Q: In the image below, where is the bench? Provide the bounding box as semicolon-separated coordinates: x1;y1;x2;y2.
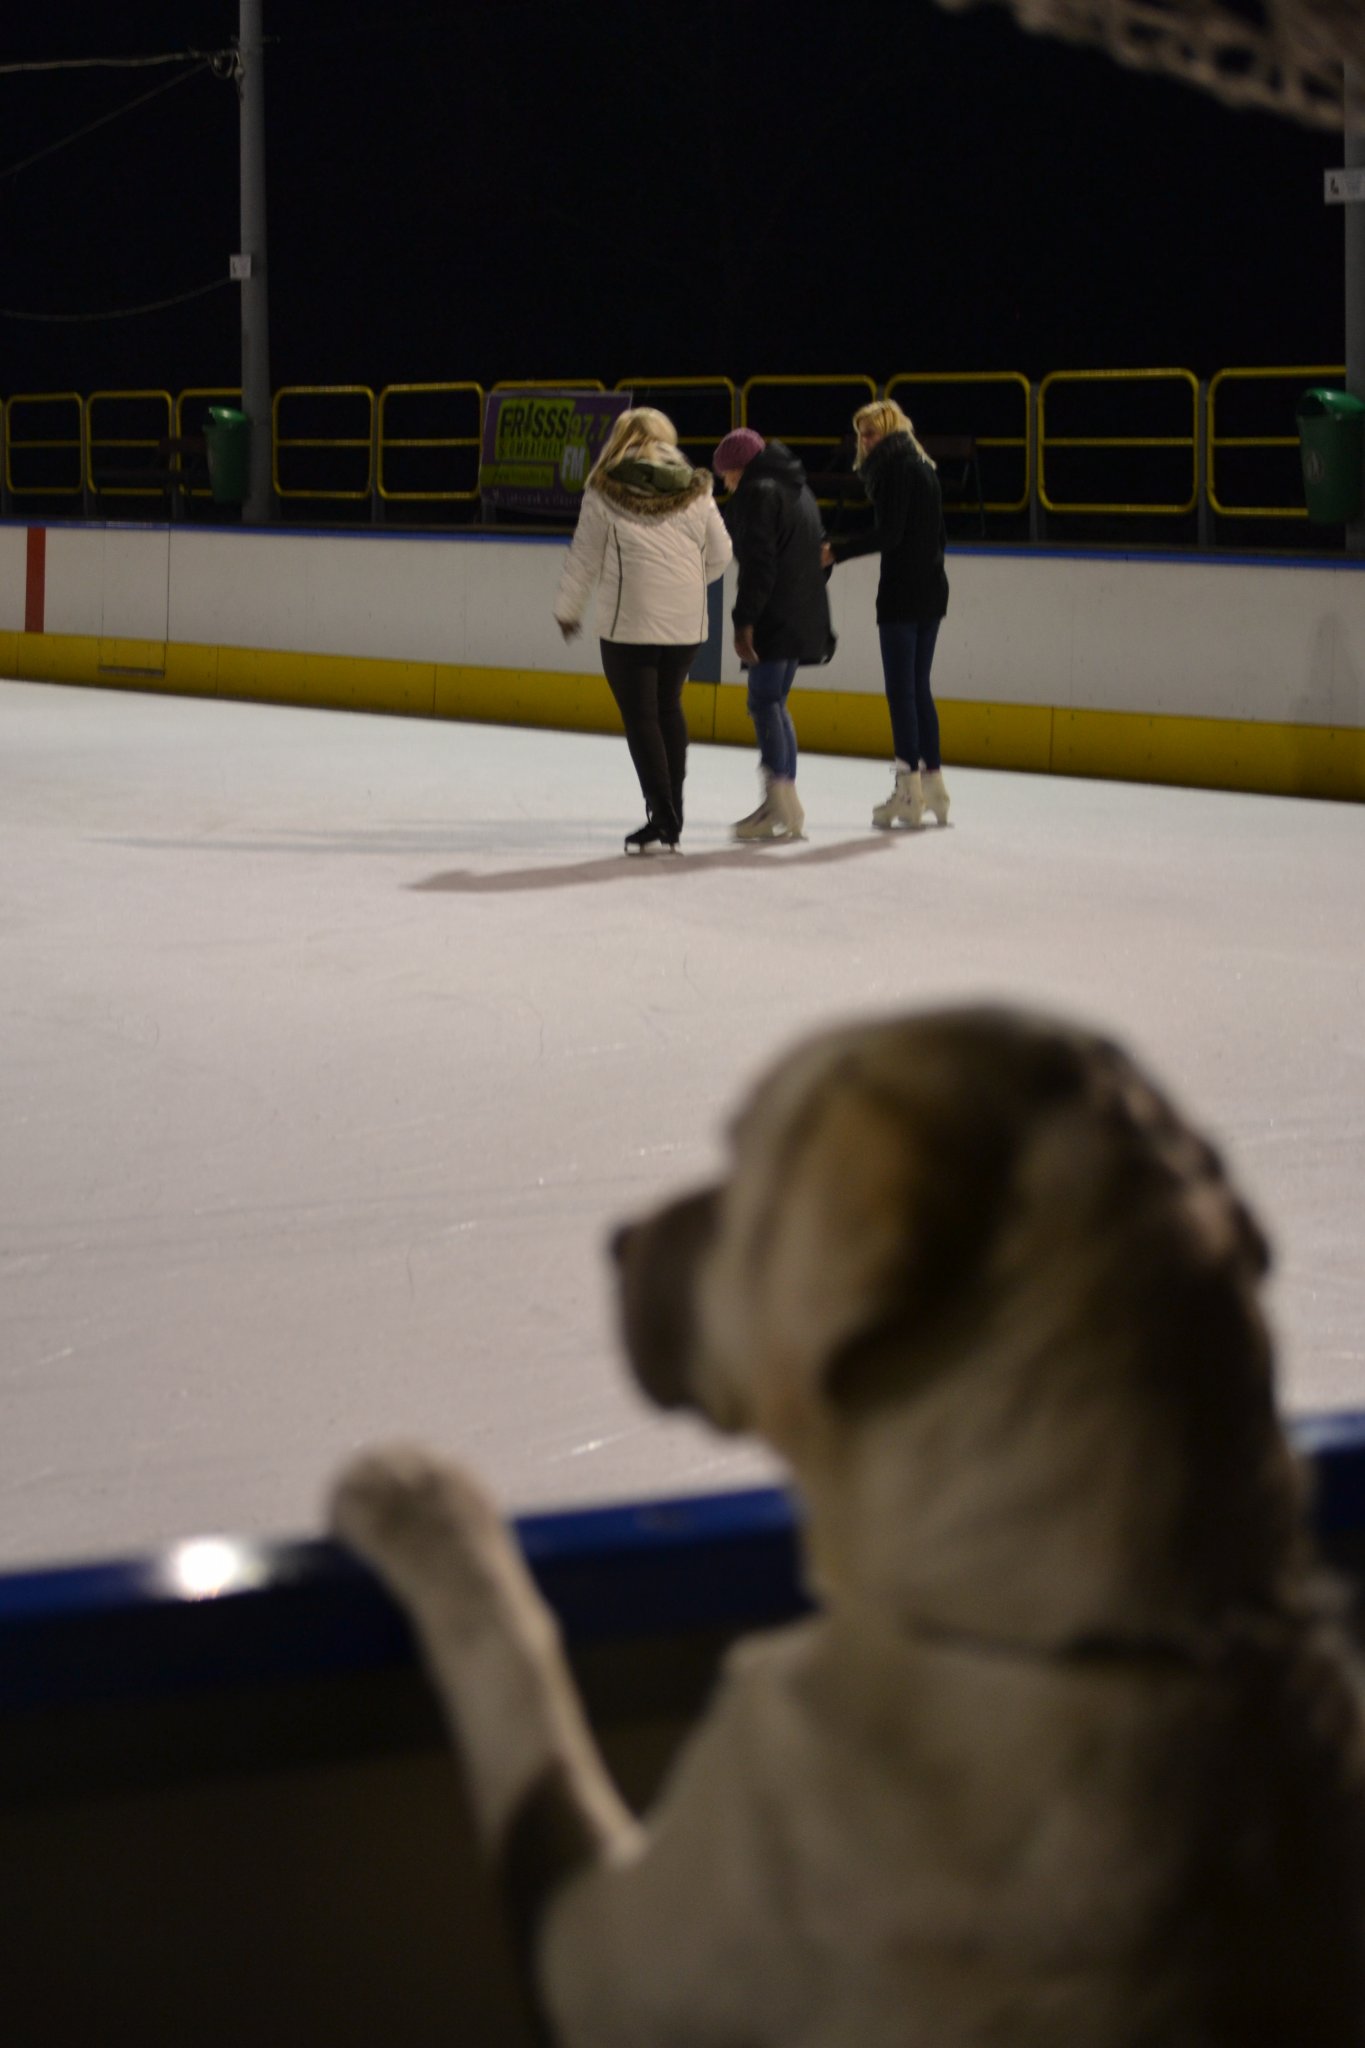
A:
921;433;986;537
806;433;986;539
91;433;210;507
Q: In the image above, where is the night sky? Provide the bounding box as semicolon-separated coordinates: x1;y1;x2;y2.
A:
0;0;1349;402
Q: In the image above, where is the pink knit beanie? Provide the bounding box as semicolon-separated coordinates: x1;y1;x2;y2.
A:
712;428;766;473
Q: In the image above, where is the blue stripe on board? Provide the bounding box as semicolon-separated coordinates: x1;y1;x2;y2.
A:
0;1486;807;1713
2;1418;1363;1715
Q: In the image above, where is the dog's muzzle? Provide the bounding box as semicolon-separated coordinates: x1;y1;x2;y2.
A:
610;1189;718;1412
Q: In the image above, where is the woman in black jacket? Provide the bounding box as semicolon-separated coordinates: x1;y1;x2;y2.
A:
714;428;834;842
825;399;951;830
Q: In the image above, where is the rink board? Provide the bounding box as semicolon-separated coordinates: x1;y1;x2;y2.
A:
4;1416;1365;2047
2;518;1364;800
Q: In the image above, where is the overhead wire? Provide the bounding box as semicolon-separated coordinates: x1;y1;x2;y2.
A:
0;59;213;185
0;50;227;76
0;278;235;324
0;49;238;325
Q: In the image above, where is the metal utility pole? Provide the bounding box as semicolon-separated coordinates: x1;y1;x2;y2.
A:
238;0;273;523
1346;67;1365;552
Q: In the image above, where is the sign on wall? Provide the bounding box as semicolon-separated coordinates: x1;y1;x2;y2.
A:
479;390;632;515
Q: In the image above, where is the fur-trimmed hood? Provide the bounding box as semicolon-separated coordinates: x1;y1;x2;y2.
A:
556;444;733;644
591;450;714;521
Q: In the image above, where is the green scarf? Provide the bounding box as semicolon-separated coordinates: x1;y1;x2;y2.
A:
609;456;696;496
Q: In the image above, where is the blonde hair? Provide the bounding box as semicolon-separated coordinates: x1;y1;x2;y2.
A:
852;398;935;471
590;406;686;482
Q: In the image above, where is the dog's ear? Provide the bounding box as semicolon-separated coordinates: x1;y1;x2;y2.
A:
734;1080;932;1437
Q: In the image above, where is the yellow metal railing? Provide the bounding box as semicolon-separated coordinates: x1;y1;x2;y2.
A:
5;392;84;498
0;368;1347;531
377;382;484;503
272;385;375;500
85;389;173;498
740;374;878;509
1039;368;1200;515
1207;364;1343;518
885;371;1032;514
175;388;241;436
740;374;878;454
613;376;737;466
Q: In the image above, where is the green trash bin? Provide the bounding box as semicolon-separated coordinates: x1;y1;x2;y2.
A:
1296;388;1365;524
203;406;250;506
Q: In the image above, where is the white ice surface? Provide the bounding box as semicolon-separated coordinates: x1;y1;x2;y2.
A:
2;678;1364;1571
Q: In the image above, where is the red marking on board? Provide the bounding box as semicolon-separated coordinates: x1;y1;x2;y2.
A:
24;527;46;633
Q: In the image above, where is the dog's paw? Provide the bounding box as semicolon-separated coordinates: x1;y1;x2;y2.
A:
330;1444;505;1585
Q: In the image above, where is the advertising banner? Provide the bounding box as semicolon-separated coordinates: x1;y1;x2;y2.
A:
479;390;632;516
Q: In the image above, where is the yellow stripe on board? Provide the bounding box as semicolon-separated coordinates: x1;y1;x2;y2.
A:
98;639;167;677
15;632;99;687
9;633;1364;802
436;662;617;736
1051;706;1365;802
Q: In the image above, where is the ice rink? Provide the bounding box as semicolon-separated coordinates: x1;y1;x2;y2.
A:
3;676;1363;1571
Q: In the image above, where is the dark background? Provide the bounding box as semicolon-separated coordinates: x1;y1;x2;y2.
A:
0;0;1348;398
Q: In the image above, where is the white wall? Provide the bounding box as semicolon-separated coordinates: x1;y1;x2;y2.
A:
5;519;1365;733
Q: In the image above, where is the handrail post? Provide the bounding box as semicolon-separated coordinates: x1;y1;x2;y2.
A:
1029;383;1044;542
81;399;94;520
167;390;185;524
371;396;383;526
0;405;9;521
1196;380;1211;550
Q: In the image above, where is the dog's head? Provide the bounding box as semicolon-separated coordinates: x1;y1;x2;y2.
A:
612;1007;1302;1624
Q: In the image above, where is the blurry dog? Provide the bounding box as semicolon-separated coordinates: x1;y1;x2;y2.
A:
332;1006;1365;2047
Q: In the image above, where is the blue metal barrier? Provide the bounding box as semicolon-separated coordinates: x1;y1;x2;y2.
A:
4;1419;1365;1716
0;1484;806;1720
3;1422;1364;2048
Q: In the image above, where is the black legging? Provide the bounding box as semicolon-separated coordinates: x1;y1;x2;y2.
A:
599;639;699;838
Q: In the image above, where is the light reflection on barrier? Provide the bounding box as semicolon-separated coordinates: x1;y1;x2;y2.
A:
162;1536;270;1601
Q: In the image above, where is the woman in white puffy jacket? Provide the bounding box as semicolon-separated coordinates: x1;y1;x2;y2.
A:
555;407;732;852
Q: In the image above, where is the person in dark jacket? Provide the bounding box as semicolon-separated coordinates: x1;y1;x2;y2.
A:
824;400;951;830
713;427;834;842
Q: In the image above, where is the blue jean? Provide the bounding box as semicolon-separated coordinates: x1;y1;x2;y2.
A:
878;619;942;771
747;657;799;780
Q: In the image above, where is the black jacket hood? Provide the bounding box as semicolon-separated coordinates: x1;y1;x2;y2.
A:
738;440;808;496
